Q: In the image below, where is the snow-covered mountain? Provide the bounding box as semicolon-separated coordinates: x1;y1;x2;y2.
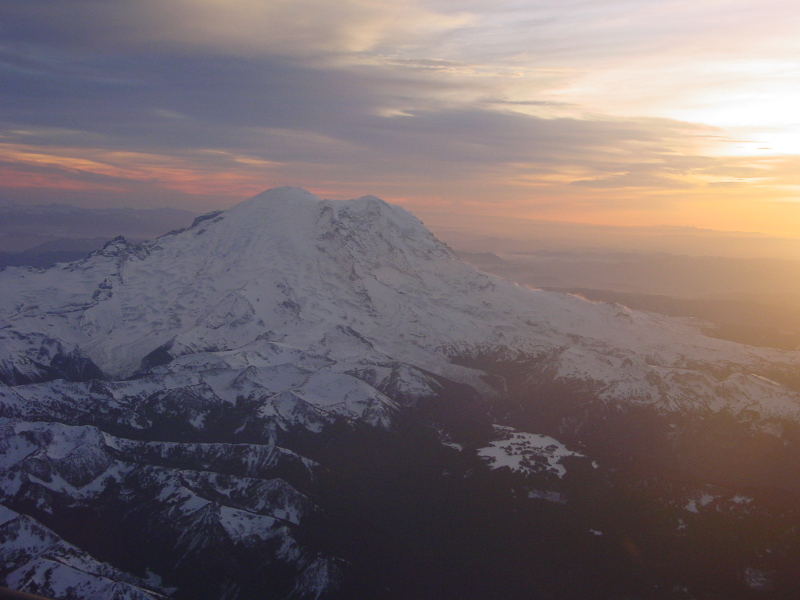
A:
3;187;800;599
4;187;799;417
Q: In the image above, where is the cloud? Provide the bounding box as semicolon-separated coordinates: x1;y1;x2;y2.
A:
2;42;681;168
571;173;696;190
1;0;799;234
0;0;472;59
0;28;790;214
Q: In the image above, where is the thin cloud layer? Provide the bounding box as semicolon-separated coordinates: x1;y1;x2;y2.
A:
1;0;799;234
1;0;469;57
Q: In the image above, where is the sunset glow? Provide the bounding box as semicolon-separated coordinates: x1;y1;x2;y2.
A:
2;0;800;236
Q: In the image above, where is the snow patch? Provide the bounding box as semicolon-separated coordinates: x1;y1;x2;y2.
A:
478;426;583;478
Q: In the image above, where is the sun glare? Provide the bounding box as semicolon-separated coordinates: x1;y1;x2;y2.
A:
668;61;800;155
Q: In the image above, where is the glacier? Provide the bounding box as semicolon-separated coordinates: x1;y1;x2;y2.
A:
2;187;800;599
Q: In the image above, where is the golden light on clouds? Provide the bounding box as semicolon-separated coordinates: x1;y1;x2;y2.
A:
0;142;280;199
2;0;800;237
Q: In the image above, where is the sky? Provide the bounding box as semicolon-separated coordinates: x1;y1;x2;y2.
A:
2;0;800;236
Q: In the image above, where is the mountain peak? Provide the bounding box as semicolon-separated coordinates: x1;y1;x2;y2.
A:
0;187;466;377
227;188;413;228
220;187;321;233
6;184;789;413
236;186;320;209
199;188;439;266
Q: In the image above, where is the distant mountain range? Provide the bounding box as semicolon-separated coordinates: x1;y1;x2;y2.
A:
458;250;800;350
2;188;800;599
0;202;196;254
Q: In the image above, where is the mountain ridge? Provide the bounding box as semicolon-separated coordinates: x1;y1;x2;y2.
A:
3;187;800;420
3;187;800;599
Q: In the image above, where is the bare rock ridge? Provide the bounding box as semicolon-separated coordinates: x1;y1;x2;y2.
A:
2;187;800;599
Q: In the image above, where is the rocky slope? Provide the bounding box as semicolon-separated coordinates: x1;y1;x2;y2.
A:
2;187;800;599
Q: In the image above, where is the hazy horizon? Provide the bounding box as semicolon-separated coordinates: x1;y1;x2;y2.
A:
7;189;800;261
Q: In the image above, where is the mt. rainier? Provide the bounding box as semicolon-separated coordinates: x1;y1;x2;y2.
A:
2;187;800;599
4;186;798;416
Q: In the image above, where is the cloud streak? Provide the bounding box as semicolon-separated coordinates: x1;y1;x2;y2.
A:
1;0;799;234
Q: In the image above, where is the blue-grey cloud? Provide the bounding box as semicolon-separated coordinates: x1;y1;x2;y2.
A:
0;42;699;162
1;0;796;219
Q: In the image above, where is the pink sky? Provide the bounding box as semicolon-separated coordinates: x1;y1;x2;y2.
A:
2;0;800;236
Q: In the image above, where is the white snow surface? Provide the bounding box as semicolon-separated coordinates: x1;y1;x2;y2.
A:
669;486;758;517
3;186;800;420
4;186;800;599
0;505;170;599
478;425;583;478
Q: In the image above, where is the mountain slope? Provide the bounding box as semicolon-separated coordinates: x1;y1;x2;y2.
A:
3;187;800;599
3;187;799;419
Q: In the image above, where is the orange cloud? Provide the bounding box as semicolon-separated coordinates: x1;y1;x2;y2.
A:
0;143;281;201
